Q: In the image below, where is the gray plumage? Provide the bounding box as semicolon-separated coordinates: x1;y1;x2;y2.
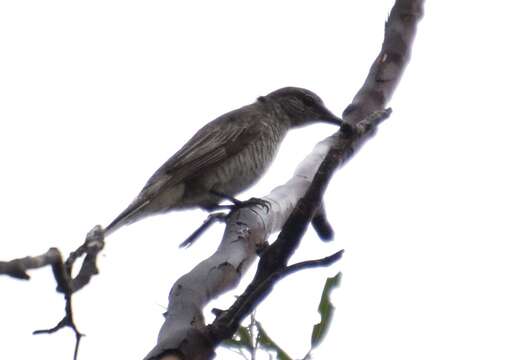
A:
104;87;342;235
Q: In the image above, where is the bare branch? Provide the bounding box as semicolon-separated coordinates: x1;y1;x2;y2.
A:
215;250;344;338
311;202;334;241
0;247;62;280
66;225;105;292
282;250;344;277
343;0;424;124
0;225;105;360
33;291;84;360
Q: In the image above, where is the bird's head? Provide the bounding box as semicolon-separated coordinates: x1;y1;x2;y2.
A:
263;87;342;128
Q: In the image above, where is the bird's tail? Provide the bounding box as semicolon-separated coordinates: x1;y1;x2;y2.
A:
104;198;151;236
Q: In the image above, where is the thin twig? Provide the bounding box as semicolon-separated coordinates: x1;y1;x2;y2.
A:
0;225;105;360
0;247;62;280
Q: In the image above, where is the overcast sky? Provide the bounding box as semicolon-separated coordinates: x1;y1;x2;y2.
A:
1;1;518;359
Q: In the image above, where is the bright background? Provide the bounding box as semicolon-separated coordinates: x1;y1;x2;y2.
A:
1;1;518;359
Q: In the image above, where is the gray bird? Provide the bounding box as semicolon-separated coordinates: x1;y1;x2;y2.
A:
104;87;342;235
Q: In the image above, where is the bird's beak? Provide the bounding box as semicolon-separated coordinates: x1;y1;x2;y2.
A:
319;108;343;126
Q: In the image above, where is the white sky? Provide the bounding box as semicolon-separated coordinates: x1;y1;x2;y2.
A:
1;1;518;359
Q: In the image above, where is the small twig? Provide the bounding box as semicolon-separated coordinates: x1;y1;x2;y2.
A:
210;250;343;341
249;311;258;360
33;290;84;360
67;225;105;292
311;202;334;241
0;247;62;280
282;250;344;276
342;0;423;124
0;225;105;360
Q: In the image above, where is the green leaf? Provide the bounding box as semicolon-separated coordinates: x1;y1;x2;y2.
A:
237;325;254;350
310;272;342;349
256;320;293;360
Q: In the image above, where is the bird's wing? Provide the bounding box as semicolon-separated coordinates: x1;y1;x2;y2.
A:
143;106;265;192
104;106;265;234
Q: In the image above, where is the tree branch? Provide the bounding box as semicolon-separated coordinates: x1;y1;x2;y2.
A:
311;202;334;241
343;0;424;124
209;109;391;345
143;1;424;359
0;247;63;280
0;225;105;360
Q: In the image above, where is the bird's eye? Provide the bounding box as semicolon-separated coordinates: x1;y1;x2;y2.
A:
302;94;316;106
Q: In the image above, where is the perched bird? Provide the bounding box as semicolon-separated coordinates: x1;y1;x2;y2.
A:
104;87;342;235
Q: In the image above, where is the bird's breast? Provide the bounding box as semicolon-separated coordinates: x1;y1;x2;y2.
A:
208;123;287;196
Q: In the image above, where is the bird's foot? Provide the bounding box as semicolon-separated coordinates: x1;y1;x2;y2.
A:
179;212;227;248
235;197;271;213
210;190;271;213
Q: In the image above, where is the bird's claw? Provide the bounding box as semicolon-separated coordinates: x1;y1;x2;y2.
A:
179;212;227;248
244;197;271;213
209;190;271;213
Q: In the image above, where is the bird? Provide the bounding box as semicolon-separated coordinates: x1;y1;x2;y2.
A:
103;87;342;236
